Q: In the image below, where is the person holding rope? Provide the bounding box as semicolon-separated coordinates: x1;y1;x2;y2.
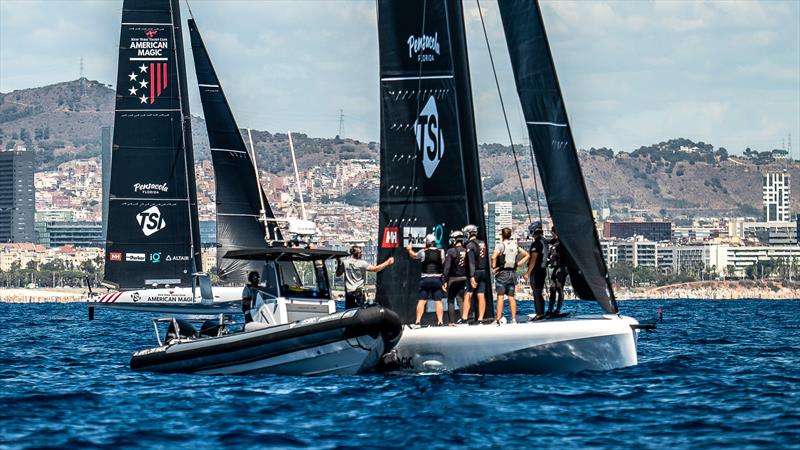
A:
336;244;394;309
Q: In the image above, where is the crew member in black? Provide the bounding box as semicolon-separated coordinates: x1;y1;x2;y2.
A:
443;230;468;325
461;224;489;322
523;222;547;320
547;227;569;317
405;234;445;326
241;271;260;323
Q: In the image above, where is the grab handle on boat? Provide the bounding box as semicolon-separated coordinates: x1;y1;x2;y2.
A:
631;323;656;331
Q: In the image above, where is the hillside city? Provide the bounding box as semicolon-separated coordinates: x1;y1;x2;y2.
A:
1;80;799;297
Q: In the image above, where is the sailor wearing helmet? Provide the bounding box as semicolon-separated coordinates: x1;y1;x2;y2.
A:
405;233;446;326
442;230;468;324
459;224;489;323
523;221;547;320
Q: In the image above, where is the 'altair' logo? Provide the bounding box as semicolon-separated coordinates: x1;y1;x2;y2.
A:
414;96;444;178
407;32;440;62
137;206;166;236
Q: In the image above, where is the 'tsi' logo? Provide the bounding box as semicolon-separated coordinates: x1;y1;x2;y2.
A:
382;227;399;248
137;206;166;236
414;96;444;178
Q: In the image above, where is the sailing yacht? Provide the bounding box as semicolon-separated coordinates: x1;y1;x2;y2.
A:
375;0;648;373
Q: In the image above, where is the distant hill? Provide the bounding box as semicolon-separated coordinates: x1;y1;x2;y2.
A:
2;79;797;217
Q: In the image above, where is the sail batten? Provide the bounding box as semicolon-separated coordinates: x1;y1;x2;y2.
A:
188;18;282;283
499;0;618;314
103;0;199;289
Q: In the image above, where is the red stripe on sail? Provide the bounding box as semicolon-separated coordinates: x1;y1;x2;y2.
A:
156;63;161;97
150;63;155;104
163;63;167;89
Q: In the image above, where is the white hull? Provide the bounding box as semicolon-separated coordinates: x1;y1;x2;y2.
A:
388;315;639;373
88;287;242;314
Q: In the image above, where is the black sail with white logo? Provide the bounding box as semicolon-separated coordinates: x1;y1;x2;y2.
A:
103;0;201;289
376;0;491;323
188;19;282;283
498;0;617;314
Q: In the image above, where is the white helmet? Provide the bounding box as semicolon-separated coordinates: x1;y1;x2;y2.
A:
425;233;437;247
462;224;478;237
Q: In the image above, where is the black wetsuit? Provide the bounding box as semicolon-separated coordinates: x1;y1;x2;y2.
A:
466;239;488;293
547;237;569;314
418;248;444;301
443;245;468;323
528;237;547;316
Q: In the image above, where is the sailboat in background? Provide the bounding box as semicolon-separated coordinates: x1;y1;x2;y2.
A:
89;0;240;315
376;0;647;373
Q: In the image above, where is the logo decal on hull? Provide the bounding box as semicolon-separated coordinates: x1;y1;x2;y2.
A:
403;227;427;248
414;96;444;178
382;227;400;248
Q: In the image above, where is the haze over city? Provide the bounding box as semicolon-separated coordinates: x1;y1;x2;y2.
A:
1;0;798;153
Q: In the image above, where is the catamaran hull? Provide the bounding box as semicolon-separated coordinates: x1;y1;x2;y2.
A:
130;307;402;375
385;315;639;374
88;287;242;314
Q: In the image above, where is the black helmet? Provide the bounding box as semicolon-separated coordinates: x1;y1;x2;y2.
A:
448;230;465;246
528;221;543;236
247;271;260;284
462;224;478;237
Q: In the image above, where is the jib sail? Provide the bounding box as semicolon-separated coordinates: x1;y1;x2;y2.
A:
376;0;491;323
188;18;282;283
103;0;201;289
498;0;618;313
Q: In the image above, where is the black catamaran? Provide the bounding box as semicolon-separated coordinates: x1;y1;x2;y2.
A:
376;0;492;324
104;0;200;289
378;0;644;374
188;18;284;284
91;0;242;315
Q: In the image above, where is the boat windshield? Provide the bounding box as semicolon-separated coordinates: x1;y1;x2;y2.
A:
277;260;330;300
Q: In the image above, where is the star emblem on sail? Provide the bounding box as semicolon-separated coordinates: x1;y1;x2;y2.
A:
128;63;168;104
414;95;444;178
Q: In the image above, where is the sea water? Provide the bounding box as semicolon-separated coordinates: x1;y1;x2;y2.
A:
1;299;798;449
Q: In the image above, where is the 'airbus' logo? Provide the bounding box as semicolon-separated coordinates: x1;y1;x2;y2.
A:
137;206;166;236
414;96;444;178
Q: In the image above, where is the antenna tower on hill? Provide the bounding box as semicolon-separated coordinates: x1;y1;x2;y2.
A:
338;109;345;138
79;56;86;97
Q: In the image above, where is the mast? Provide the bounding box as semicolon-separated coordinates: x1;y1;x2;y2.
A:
188;18;283;283
375;0;488;323
498;0;618;313
103;0;199;289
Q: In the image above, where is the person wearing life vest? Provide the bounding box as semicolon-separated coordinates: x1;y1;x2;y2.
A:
491;227;529;324
442;230;468;325
547;227;569;317
336;244;395;309
523;221;547;320
241;271;261;324
405;234;446;326
460;224;489;323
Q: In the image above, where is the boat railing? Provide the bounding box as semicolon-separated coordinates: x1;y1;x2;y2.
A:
151;313;235;346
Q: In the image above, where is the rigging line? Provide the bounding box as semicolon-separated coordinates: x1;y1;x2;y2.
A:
528;142;543;223
183;0;195;20
476;0;531;223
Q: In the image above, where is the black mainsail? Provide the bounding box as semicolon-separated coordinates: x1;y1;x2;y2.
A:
498;0;618;314
104;0;201;289
376;0;490;323
188;18;282;283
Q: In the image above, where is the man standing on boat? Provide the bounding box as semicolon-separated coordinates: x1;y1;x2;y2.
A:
336;245;394;309
460;224;489;322
443;230;468;324
492;227;529;324
524;222;547;320
547;227;569;317
242;271;261;323
406;234;446;326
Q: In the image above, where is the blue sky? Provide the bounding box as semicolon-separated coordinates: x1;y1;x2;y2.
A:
1;0;798;154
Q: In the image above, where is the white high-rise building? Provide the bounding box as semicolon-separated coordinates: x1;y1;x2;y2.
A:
763;171;791;222
485;201;512;254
